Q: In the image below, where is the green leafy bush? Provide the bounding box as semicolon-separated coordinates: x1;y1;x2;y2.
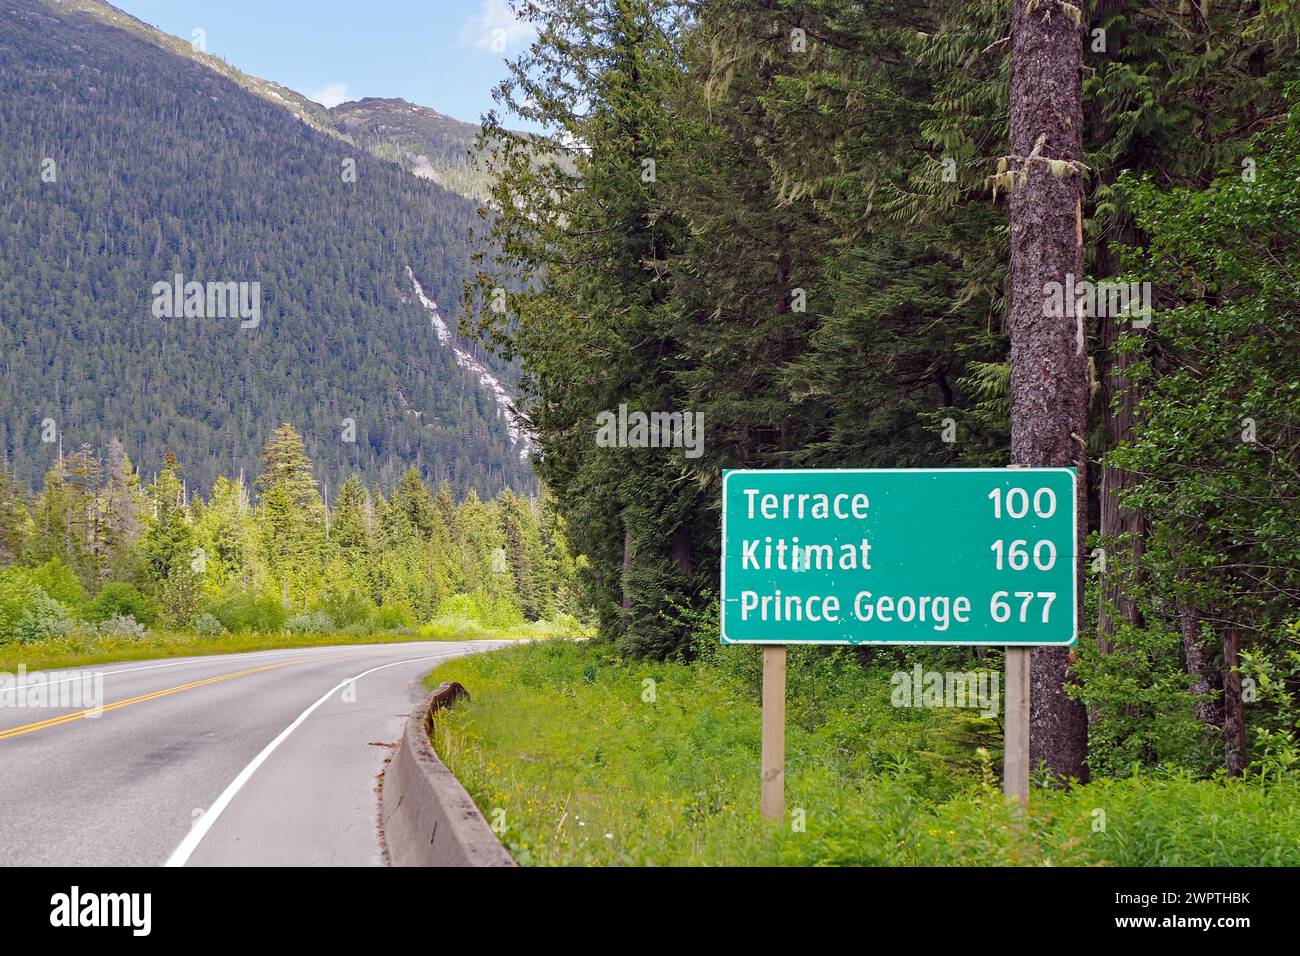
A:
419;614;490;641
206;587;288;634
26;559;87;616
86;582;160;628
0;568;42;642
1071;621;1217;777
189;613;226;637
96;613;146;639
14;590;73;644
1240;618;1300;782
436;591;523;629
542;612;581;636
369;603;414;631
310;588;373;629
285;610;335;635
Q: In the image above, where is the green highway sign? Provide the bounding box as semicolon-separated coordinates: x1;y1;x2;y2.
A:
721;468;1077;646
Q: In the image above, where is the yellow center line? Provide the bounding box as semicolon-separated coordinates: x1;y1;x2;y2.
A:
0;651;370;741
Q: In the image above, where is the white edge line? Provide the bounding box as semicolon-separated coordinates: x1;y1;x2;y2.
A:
163;653;458;868
0;648;328;693
0;640;504;693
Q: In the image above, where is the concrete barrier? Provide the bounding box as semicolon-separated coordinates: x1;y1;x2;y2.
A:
381;681;517;867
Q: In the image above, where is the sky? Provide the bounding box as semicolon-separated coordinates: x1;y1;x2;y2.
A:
110;0;537;125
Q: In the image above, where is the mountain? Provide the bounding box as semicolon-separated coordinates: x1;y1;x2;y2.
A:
0;0;533;498
35;3;497;203
329;98;493;201
37;0;347;140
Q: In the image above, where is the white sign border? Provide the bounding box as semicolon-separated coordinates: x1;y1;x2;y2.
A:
719;467;1079;647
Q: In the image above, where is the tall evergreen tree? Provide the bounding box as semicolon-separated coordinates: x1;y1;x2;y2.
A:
193;474;263;597
1005;0;1089;781
330;475;373;557
0;463;31;566
100;437;145;583
140;452;199;626
472;0;698;655
255;423;326;602
27;447;100;586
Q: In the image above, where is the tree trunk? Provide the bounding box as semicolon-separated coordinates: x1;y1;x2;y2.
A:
1086;0;1148;655
1095;312;1146;653
1007;0;1089;782
669;524;694;578
622;524;633;611
1180;603;1223;729
1223;628;1246;776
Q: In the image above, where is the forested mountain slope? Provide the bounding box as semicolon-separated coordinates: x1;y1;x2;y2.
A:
329;98;492;201
0;0;531;497
37;0;344;139
34;2;503;203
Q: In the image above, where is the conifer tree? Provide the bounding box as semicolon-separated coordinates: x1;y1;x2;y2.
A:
141;453;199;626
472;0;694;653
100;437;145;582
193;474;263;597
1005;0;1089;780
330;475;373;557
0;463;31;565
27;447;100;585
255;423;326;603
499;489;539;619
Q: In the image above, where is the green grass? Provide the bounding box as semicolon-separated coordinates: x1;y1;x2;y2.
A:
0;615;574;672
425;639;1300;866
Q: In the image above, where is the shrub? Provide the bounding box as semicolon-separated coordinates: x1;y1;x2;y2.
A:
418;610;583;642
419;614;489;641
157;574;201;630
543;612;582;636
207;588;288;634
0;568;42;641
96;613;146;639
284;610;335;635
1071;621;1216;776
369;603;414;631
14;590;73;644
86;582;159;627
436;591;523;629
27;559;87;615
189;613;226;637
53;628;102;656
311;588;374;629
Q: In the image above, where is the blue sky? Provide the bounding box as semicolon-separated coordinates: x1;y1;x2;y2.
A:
110;0;535;125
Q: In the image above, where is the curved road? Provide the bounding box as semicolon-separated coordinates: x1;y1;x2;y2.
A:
0;640;510;866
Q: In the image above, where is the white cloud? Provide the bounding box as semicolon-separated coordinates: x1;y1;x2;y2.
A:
459;0;535;54
307;83;351;109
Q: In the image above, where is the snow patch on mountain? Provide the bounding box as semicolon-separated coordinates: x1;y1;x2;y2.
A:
405;265;531;459
407;265;452;344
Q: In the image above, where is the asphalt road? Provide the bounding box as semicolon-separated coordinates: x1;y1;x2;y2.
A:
0;640;511;866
